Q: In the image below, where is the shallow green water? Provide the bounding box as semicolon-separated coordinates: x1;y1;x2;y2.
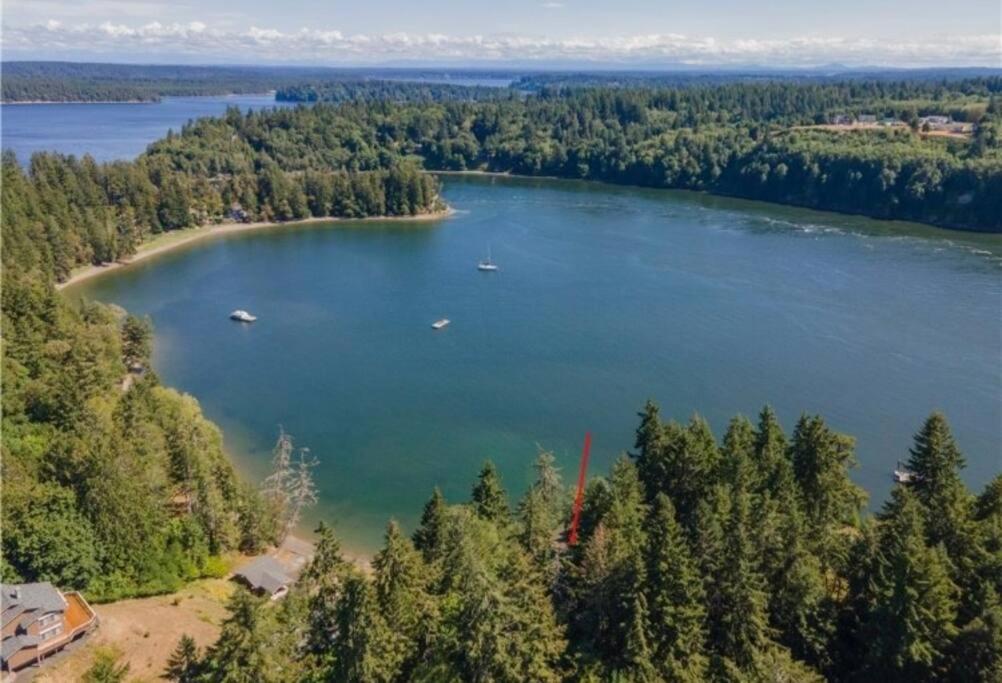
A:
73;175;1002;553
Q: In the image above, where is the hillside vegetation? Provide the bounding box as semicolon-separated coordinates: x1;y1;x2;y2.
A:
163;404;1002;682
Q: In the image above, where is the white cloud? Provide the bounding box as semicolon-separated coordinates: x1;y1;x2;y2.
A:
3;20;1000;67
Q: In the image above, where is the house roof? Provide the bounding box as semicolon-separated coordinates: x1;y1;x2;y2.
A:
1;584;66;629
234;557;292;595
1;635;40;663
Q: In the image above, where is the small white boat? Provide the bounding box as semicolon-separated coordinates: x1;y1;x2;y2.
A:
230;310;258;323
431;318;451;330
478;245;499;272
893;461;915;484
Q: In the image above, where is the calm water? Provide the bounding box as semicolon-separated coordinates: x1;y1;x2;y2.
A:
1;94;294;163
73;175;1002;552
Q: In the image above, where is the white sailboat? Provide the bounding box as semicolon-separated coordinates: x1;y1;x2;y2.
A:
477;246;499;272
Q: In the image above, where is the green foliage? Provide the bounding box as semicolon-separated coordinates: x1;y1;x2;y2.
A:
0;271;271;600
83;647;130;683
200;588;272;682
860;487;959;680
164;634;202;683
72;404;991;683
471;460;511;526
412;487;448;562
645;493;708;680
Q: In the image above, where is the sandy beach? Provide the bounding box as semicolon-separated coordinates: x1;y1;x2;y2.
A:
57;207;454;290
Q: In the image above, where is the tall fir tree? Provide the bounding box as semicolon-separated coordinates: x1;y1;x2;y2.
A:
200;588;271;683
790;414;866;569
861;486;959;681
164;634;202;683
372;520;433;677
412;487;448;562
906;413;976;587
330;570;400;683
645;493;709;681
471;460;510;526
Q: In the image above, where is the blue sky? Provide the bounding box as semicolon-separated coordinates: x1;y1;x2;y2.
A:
3;0;1000;67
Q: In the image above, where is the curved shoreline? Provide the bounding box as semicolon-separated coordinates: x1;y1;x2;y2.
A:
57;207;454;290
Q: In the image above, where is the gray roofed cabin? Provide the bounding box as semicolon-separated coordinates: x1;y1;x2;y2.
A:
233;556;293;600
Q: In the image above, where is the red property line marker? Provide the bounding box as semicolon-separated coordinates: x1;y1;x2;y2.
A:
567;431;592;546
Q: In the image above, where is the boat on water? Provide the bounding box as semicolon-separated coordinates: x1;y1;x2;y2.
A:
893;460;915;484
431;318;451;330
230;310;258;323
477;246;499;272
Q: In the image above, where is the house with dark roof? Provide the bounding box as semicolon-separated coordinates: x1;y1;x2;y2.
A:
233;556;294;600
1;583;97;672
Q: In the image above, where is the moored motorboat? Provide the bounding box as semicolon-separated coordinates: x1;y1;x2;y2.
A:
230;309;258;323
431;318;451;330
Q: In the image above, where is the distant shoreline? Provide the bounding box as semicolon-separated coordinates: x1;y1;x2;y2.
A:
57;207;454;290
1;99;156;105
2;91;279;106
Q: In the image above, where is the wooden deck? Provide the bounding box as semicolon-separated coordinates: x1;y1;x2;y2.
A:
62;593;96;635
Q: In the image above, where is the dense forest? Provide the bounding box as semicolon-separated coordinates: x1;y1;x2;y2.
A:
0;268;281;600
142;77;1002;231
153;404;1002;682
1;127;442;281
0;62;515;103
275;80;515;104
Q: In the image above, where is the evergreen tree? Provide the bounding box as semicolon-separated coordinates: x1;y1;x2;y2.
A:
645;493;708;681
753;404;788;491
658;416;721;529
471;460;510;526
906;413;975;562
862;486;959;681
948;584;1002;682
721;414;756;489
518;449;565;571
790;414;866;568
200;588;271;683
634;399;668;498
301;523;350;660
164;634;202;682
372;520;432;676
706;480;770;673
413;487;448;562
330;570;400;683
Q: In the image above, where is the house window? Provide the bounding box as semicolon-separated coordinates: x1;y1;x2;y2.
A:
39;625;62;641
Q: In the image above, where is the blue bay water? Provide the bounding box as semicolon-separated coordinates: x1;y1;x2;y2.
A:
1;94;293;163
71;175;1002;553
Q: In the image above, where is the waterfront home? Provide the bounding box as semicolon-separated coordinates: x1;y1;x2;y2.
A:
857;114;877;124
233;556;294;600
1;583;97;673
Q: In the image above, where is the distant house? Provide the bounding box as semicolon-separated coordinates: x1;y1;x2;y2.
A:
227;202;250;223
830;114;853;125
1;583;97;673
919;115;951;127
233;557;294;600
857;114;877;124
879;117;903;127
